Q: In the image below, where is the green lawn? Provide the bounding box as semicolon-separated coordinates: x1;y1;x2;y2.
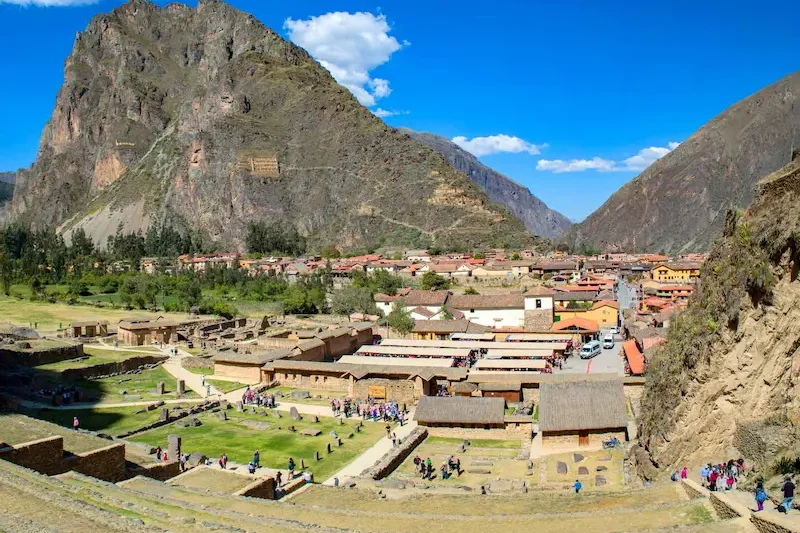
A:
129;409;388;480
77;366;198;403
24;406;165;436
425;436;523;449
269;386;348;407
206;379;249;394
186;366;215;375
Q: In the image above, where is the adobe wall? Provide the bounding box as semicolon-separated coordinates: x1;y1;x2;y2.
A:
427;427;526;441
0;342;84;367
542;429;626;449
324;336;351;359
0;436;65;475
362;427;428;480
214;362;262;383
64;442;127;482
270;371;348;391
351;378;416;403
234;477;276;500
61;355;168;381
291;344;326;362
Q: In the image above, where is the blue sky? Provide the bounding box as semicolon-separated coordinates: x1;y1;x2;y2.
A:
1;0;798;221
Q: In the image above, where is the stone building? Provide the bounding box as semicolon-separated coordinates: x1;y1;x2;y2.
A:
117;318;178;346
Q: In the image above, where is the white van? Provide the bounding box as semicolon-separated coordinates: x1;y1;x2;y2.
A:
579;340;602;359
603;334;615;349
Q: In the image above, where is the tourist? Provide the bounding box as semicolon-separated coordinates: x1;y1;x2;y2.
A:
247;462;256;475
253;450;260;468
206;384;211;397
385;424;391;437
288;458;296;478
391;433;397;447
180;454;187;472
155;447;162;461
481;485;486;495
755;481;767;512
303;471;312;484
781;476;795;513
671;470;679;482
201;375;205;388
681;467;688;480
73;416;79;430
219;453;227;469
700;465;710;486
276;470;283;486
726;473;734;491
573;480;582;494
455;458;461;477
441;463;450;480
163;452;168;462
425;458;433;479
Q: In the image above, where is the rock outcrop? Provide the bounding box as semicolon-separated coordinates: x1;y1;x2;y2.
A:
639;159;800;470
565;71;800;254
401;130;571;238
9;0;536;251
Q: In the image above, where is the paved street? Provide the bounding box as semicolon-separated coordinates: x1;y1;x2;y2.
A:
558;330;624;376
617;278;639;316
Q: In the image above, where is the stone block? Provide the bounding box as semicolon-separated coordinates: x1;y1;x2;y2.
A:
156;381;165;395
573;453;585;463
290;391;310;399
557;461;568;474
315;451;321;461
578;466;589;475
168;435;181;459
301;429;322;436
159;408;169;423
289;407;301;421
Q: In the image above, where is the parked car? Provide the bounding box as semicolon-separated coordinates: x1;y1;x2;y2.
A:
603;334;615;349
579;340;602;359
609;326;619;335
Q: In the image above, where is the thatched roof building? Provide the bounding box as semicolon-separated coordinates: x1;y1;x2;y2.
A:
538;379;627;433
414;396;505;428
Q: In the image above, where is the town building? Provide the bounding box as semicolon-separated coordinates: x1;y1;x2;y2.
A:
117;318;178;346
651;262;702;283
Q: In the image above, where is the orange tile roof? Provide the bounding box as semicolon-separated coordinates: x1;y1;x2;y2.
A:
551;317;599;333
592;300;619;310
623;340;645;375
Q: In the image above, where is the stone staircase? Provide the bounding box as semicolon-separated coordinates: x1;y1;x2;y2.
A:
0;456;793;533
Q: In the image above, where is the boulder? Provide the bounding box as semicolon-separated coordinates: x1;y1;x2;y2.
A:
573;453;585;463
578;466;589;475
290;391;310;399
556;461;568;475
301;429;322;436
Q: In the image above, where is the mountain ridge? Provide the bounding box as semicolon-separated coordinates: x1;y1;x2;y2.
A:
8;0;537;252
565;71;800;254
399;129;572;239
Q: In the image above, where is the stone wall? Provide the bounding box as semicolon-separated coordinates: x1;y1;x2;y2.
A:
64;442;127;482
0;436;65;475
542;430;626;449
352;378;416;403
181;356;214;372
681;478;709;499
751;512;800;533
234;477;276;499
117;401;220;438
361;427;427;480
61;355;168;381
0;341;84;367
271;371;348;391
733;419;797;463
126;461;181;481
214;362;262;383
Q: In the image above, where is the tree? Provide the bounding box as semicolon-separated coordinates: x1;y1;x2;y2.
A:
472;252;485;260
420;271;450;291
320;245;341;259
511;252;521;261
371;270;403;295
440;306;454;320
0;253;10;296
330;286;378;316
463;286;479;295
386;300;414;336
70;227;95;258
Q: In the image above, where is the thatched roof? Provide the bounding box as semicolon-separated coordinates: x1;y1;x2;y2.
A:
414;396;505;425
262;359;468;381
450;382;478;394
538;379;627;432
478;382;521;392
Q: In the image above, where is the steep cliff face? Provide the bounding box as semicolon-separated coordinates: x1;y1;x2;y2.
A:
401;130;572;238
638;160;800;470
10;0;535;251
566;71;800;254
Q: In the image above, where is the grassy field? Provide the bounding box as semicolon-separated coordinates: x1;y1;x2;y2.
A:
206;379;248;394
185;366;214;375
24;406;166;436
542;450;626;489
76;366;198;403
0;296;203;332
171;467;254;493
270;386;349;407
425;436;522;449
0;413;112;453
129;409;388;480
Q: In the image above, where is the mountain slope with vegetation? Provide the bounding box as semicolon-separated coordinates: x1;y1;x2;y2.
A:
401;130;572;238
566;71;800;254
637;158;800;473
9;0;535;252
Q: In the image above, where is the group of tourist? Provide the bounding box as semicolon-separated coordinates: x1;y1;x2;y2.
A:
37;384;82;405
328;397;407;424
698;459;744;492
412;456;461;480
240;387;277;408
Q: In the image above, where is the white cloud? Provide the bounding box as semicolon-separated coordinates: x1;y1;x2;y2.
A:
0;0;96;4
452;134;547;157
372;108;409;118
536;142;681;173
536;157;617;173
284;12;406;107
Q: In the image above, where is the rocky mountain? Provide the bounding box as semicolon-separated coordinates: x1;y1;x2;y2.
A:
399;130;571;238
566;71;800;254
636;159;800;473
0;172;15;185
9;0;536;252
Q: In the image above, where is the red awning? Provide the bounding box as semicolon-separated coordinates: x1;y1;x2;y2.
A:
623;340;645;375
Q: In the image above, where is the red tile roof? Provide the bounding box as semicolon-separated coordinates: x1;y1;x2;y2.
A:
623;340;645;375
551;317;599;333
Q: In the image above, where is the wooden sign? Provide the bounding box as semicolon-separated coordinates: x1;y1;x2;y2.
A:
368;385;387;399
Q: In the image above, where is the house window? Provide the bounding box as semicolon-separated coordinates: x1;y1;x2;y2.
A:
470;309;475;313
535;299;542;309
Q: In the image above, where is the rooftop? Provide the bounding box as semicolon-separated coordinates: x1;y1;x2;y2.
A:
414;396;505;425
538;379;628;432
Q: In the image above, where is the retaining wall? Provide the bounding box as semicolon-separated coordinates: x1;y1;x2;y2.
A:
61;355;168;381
64;442;127;482
0;436;65;475
0;342;84;367
126;461;181;481
361;427;428;480
235;477;276;499
751;512;800;533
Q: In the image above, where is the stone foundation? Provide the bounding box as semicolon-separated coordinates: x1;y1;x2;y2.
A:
361;427;428;480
